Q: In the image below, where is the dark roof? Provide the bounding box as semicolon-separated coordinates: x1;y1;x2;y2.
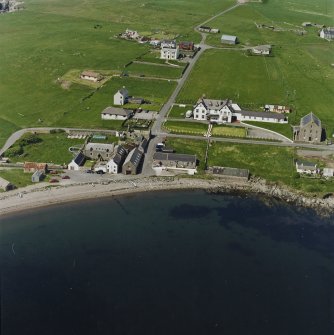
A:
240;110;287;120
138;138;148;152
199;26;211;30
124;148;143;167
300;112;321;127
153;152;197;163
113;153;123;165
74;152;86;166
296;160;317;169
117;145;127;157
32;170;44;178
101;107;133;116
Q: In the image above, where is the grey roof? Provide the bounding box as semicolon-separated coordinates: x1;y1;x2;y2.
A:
117;88;128;96
124;148;143;167
85;142;114;152
322;27;334;35
240;110;287;120
116;145;127;157
300;112;321;127
153;152;197;163
32;170;44;178
221;34;237;41
113;153;123;165
73;152;86;166
296;160;317;169
101;107;132;117
252;45;271;51
0;176;11;189
196;98;229;111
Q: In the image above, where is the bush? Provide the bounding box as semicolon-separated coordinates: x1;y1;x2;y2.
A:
6;145;24;157
19;134;43;146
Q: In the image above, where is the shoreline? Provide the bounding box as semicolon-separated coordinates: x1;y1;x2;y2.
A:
1;176;334;218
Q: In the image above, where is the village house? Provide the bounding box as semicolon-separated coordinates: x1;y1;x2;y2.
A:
68;152;86;171
160;40;179;60
320;27;334;40
235;110;288;123
221;34;238;45
84;143;115;161
323;168;334;177
114;88;129;105
122;148;143;175
0;176;14;191
101;107;133;120
80;71;103;82
264;104;291;113
106;145;128;174
152;152;197;175
295;160;318;175
293;112;322;143
24;162;48;173
251;45;272;55
31;170;44;183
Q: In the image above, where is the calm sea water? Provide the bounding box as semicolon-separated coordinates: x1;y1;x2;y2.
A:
0;190;334;335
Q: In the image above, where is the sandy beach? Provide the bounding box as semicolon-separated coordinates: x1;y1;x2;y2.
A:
1;175;334;217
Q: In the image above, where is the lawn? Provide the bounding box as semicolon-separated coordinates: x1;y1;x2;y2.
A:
168;105;193;119
212;125;246;138
125;62;184;79
164;121;208;135
243;121;293;139
6;133;85;165
0;169;35;188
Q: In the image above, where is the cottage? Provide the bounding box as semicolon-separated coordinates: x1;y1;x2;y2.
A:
68;152;86;171
152;152;197;175
80;71;103;82
0;176;14;191
160;40;179;60
31;170;44;183
122;148;143;175
293;112;322;143
101;107;133;120
106;145;128;174
24;162;48;173
84;142;115;161
210;28;220;34
295;160;318;174
198;26;211;33
236;110;288;123
264;104;291;113
251;45;271;55
221;34;238;45
320;27;334;40
323;168;334;177
114;88;129;105
193;98;240;124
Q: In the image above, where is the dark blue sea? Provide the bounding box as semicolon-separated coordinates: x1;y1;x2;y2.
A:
1;190;334;335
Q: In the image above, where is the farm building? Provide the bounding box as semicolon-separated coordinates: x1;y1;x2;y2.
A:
320;27;334;40
293;112;322;143
31;170;44;183
178;41;194;51
0;177;15;191
236;110;288;123
84;143;115;161
295;160;318;175
152;152;197;175
128;97;144;104
101;107;133;120
221;35;238;45
24;162;48;173
251;45;271;55
210;28;220;34
198;26;211;33
114;88;129;105
80;71;103;82
122;148;143;175
264;104;291;113
160;40;179;60
68;152;86;171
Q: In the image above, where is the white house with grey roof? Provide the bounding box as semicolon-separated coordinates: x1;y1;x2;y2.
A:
221;34;238;45
101;107;133;120
320;27;334;40
106;145;128;174
295;160;318;175
114;88;129;105
68;152;86;171
251;45;271;55
160;40;179;60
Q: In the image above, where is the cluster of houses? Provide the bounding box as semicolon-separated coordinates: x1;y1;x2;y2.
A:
118;29;150;44
68;135;148;175
191;97;288;124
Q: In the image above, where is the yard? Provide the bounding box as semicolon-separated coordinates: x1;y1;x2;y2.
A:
243;121;293;139
164;121;208;135
0;169;35;188
168;105;193;119
212;125;246;138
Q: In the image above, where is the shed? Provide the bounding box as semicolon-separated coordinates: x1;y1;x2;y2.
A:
0;176;14;191
32;170;44;183
221;34;238;45
101;107;133;120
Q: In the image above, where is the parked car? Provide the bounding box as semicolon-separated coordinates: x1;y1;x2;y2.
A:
62;175;70;179
85;169;94;174
96;170;105;175
49;178;59;183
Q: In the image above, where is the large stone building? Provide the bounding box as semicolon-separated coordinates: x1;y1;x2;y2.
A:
293;112;322;143
84;143;115;161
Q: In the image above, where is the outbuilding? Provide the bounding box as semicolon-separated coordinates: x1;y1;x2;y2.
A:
32;170;44;183
0;177;14;191
221;34;238;45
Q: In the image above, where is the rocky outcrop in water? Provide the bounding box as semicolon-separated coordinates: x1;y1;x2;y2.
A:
0;0;24;13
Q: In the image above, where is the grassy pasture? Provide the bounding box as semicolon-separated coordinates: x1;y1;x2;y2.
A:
125;63;184;79
164;121;208;135
168;105;193;119
212;125;246;138
0;169;34;188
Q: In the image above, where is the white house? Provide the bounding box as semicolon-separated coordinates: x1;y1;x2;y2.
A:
114;88;129;105
106;145;128;174
295;161;318;174
323;168;334;177
80;71;103;82
101;107;133;120
193;98;240;124
251;45;271;55
320;27;334;40
160;40;179;60
68;152;86;171
237;110;288;123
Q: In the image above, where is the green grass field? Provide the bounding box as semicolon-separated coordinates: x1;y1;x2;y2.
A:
212;125;246;138
168;105;193;118
243;121;293;139
164;121;208;135
125;62;184;79
0;169;35;188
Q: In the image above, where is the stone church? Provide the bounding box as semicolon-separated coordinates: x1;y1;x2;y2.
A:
293;112;322;143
